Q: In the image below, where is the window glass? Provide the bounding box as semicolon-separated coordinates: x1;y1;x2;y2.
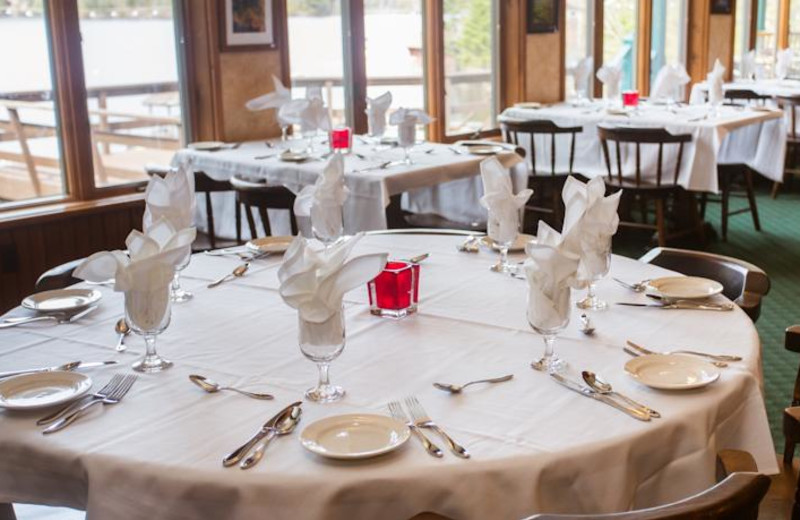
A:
756;0;779;77
649;0;687;87
0;1;65;205
789;0;800;76
564;0;593;98
734;0;751;79
603;0;637;91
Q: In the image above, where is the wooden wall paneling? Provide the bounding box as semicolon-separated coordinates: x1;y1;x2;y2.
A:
500;0;527;108
424;0;446;141
593;0;604;98
687;0;711;85
345;0;368;134
779;0;791;49
709;12;736;81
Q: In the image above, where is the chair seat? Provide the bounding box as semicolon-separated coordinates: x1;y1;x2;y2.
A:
785;406;800;424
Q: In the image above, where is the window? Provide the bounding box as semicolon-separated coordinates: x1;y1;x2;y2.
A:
734;0;753;79
0;1;66;206
442;0;499;136
756;0;780;77
564;0;594;98
603;0;638;91
77;0;185;189
789;0;800;76
649;0;687;85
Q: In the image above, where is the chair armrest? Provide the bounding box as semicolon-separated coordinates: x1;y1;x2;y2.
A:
716;449;758;481
786;325;800;353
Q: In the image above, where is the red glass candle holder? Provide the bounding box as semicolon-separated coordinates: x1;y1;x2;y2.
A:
622;90;640;108
329;127;352;154
367;261;420;319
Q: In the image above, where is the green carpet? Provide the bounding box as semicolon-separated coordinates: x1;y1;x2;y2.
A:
614;185;799;446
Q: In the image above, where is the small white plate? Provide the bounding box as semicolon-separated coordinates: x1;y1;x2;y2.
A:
481;233;536;253
514;102;542;109
625;354;720;390
646;276;724;300
606;108;629;116
0;372;92;410
246;236;294;254
22;289;102;313
280;151;310;162
300;414;411;460
466;144;505;155
188;141;225;151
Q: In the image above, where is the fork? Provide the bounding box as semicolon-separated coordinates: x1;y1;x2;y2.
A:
388;400;443;458
613;278;650;292
626;341;732;367
404;396;470;459
37;374;124;426
43;374;138;434
0;305;98;329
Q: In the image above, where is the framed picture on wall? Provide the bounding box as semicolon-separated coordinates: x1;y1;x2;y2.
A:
526;0;559;34
219;0;277;52
710;0;733;14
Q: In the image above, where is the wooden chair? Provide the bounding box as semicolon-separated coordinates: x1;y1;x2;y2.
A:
783;326;800;520
723;88;771;106
230;176;298;238
598;126;704;247
772;95;800;198
638;247;770;322
501;120;583;227
698;163;762;242
35;258;84;292
195;171;241;248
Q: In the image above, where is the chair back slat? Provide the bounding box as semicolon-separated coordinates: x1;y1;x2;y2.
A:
724;88;770;106
501;120;583;177
778;95;800;140
656;143;663;187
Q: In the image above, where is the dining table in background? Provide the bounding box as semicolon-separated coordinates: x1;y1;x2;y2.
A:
500;101;786;194
0;233;776;520
689;78;800;103
172;139;527;240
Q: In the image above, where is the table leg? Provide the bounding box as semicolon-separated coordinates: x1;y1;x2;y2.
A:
0;503;16;520
386;194;407;229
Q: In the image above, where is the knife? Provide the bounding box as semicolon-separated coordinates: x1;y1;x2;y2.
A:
549;372;651;421
0;360;118;380
616;302;734;311
222;401;302;467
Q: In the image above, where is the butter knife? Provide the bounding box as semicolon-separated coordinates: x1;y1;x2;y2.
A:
616;302;734;311
222;401;302;467
549;373;651;422
0;360;118;380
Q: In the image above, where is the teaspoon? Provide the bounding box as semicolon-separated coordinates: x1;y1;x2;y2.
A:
433;374;513;394
579;314;595;335
581;371;660;418
114;318;130;352
208;262;250;288
189;374;274;400
240;405;302;469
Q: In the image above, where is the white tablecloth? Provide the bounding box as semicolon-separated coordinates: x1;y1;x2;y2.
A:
172;141;526;239
0;234;777;519
690;79;800;103
500;102;786;192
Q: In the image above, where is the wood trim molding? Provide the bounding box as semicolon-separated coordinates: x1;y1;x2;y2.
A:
779;0;791;49
748;0;758;50
345;0;368;134
0;193;144;230
500;0;526;107
593;0;604;98
424;0;446;141
636;0;653;95
559;0;566;100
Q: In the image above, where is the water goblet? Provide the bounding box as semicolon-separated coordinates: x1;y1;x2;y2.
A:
397;123;416;165
125;285;173;373
576;243;611;311
298;307;346;403
170;252;192;303
487;209;519;274
528;284;571;374
312;207;344;246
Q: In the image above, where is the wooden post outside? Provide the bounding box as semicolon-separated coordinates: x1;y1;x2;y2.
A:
7;108;42;196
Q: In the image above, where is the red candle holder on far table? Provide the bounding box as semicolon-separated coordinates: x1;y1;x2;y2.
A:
367;260;420;319
622;90;640;108
329;127;352;154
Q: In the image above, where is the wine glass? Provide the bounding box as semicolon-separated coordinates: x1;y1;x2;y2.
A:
487;208;519;274
397;122;416;165
124;285;173;373
528;283;571;374
170;251;192;303
312;206;344;246
576;241;611;311
298;307;346;402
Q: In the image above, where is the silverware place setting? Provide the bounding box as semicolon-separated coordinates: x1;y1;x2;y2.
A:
114;318;130;352
0;360;118;380
613;277;650;292
433;374;513;394
626;340;741;364
548;371;651;421
208;262;251;288
579;314;595;335
189;374;273;400
223;401;302;469
404;396;470;458
41;373;138;433
581;371;660;418
456;235;480;253
387;400;443;458
0;305;98;329
615;300;734;311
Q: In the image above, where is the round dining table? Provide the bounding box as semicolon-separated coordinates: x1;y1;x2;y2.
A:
0;232;777;520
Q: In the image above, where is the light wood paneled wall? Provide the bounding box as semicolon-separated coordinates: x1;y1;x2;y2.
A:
688;0;736;83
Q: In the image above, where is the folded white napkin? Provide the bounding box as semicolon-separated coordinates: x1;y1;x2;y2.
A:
596;63;622;100
523;221;580;332
389;107;432;147
245;75;291;112
278;234;387;327
143;163;195;231
294;154;349;242
573;57;594;97
300;97;331;134
777;48;794;80
649;64;691;101
559;176;621;283
708;59;726;105
366;91;392;137
74;219;195;328
741;50;756;80
479;157;533;245
277;98;310;128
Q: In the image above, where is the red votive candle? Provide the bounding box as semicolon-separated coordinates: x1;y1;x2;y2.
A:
367;260;420;318
622;90;639;108
329;126;352;154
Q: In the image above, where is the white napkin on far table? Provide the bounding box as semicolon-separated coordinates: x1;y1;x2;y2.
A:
366;91;392;137
596;62;622;100
479;157;532;245
143;164;195;231
300;97;331;134
777;48;794;80
278;234;387;326
741;50;756;80
245;75;291;112
389;108;432;146
708;59;726;105
573;57;594;97
294;154;349;242
649;64;690;101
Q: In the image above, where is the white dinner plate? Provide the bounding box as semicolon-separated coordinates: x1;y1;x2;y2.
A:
606;108;628;116
466;144;505;155
188;141;225;151
246;236;294;254
22;289;102;313
0;372;92;410
299;414;411;460
646;276;724;300
514;102;542;109
279;151;311;162
625;354;720;390
481;233;536;253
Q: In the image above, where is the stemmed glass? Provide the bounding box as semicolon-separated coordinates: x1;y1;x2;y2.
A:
312;207;344;246
298;307;346;402
125;284;173;373
576;241;611;311
170;252;192;303
397;123;416;165
487;209;519;274
528;284;571;374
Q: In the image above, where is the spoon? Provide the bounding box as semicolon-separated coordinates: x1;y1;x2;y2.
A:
240;404;302;469
114;318;130;352
189;374;274;400
613;278;650;292
579;314;595;336
581;371;661;418
433;374;513;394
208;262;250;288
